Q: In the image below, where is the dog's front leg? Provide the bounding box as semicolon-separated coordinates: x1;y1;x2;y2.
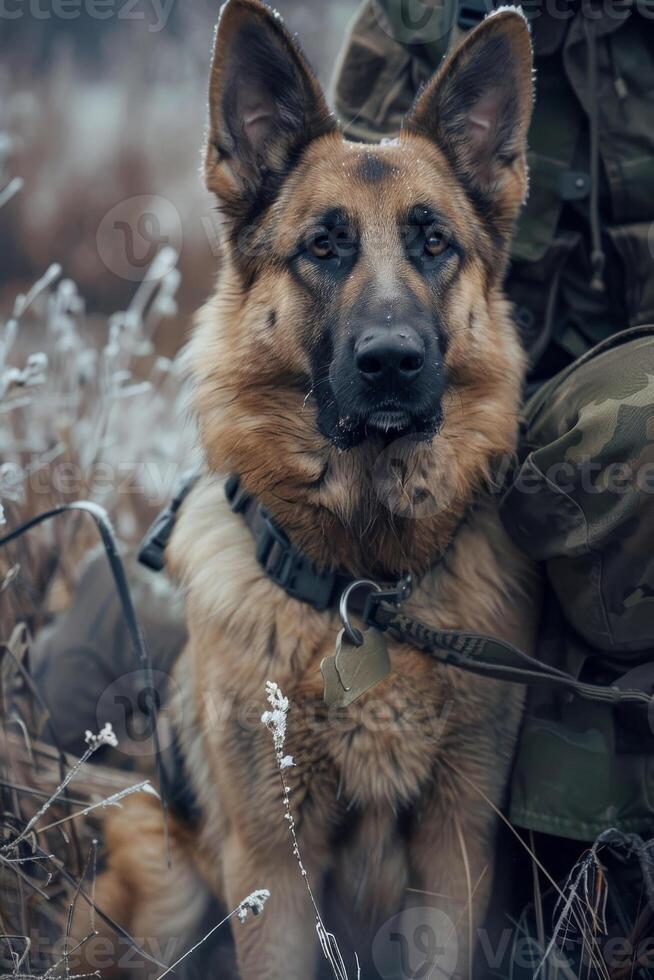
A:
222;831;322;980
406;808;495;980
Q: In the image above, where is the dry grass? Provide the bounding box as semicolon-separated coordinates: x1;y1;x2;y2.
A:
0;96;194;973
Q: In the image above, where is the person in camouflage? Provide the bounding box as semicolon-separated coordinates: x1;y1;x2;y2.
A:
335;1;654;973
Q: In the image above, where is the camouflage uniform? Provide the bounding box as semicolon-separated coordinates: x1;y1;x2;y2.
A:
335;0;654;841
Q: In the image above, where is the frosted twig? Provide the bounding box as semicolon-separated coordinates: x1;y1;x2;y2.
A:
261;682;360;980
83;723;117;751
1;725;119;853
0;353;48;400
449;763;610;980
536;834;613;980
0;176;23;209
37;780;158;834
11;265;62;322
153;889;271;980
0;235;188;537
235;889;271;923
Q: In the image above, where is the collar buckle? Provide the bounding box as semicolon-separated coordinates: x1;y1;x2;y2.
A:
363;574;413;629
225;473;250;514
256;511;336;611
256;513;294;584
138;472;199;572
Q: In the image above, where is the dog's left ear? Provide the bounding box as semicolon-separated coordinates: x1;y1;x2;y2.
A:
405;9;533;222
205;0;336;214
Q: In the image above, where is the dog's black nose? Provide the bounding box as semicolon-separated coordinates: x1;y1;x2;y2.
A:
355;329;425;387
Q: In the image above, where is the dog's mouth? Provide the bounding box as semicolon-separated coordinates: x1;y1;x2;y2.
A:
366;406;413;434
313;373;444;450
333;399;442;449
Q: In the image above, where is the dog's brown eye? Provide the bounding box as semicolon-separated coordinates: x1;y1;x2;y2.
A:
308;232;336;260
424;229;448;257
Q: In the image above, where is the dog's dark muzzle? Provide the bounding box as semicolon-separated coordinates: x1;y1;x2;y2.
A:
355;327;426;391
328;323;444;445
351;325;428;435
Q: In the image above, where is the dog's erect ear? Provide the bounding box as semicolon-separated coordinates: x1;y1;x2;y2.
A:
205;0;336;213
405;9;533;219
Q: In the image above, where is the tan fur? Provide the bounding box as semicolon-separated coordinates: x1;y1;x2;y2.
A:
74;4;541;978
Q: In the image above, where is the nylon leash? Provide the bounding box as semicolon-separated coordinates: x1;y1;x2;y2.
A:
356;577;654;712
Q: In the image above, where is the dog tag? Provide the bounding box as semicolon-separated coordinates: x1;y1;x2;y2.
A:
320;627;390;708
322;629;391;708
321;651;349;708
335;627;390;698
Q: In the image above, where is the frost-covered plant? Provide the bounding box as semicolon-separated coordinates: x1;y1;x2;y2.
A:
235;888;271;924
262;682;360;980
1;722;161;980
1;89;195;542
0;169;197;631
2;722;269;980
0;724;144;857
0;247;194;530
0;101;196;976
153;889;272;980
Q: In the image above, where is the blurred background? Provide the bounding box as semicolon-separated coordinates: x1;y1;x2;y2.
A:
0;0;358;329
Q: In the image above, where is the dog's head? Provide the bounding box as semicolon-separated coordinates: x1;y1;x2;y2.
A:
193;0;533;563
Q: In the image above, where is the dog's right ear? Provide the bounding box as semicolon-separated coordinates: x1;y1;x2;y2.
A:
205;0;336;215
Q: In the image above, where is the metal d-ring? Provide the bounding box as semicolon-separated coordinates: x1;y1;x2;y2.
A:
339;579;382;647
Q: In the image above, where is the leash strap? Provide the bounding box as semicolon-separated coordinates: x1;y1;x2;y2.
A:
362;587;654;711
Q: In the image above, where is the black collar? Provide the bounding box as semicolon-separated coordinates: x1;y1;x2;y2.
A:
139;472;468;612
139;472;355;611
140;472;654;829
224;474;355;611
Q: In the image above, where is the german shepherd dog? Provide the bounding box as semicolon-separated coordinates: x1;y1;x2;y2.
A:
80;2;539;977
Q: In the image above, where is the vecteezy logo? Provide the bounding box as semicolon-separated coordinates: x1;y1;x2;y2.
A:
96;194;182;281
373;433;456;519
373;906;458;979
371;0;460;46
96;668;178;758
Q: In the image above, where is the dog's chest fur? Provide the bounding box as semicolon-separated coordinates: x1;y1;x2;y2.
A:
169;478;534;843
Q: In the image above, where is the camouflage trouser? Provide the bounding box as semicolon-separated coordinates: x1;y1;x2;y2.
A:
500;325;654;840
